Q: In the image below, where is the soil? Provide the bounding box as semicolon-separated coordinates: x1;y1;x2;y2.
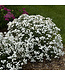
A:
22;48;65;70
0;28;8;32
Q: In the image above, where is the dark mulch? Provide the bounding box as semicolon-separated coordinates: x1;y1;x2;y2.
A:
22;57;65;70
0;28;8;32
22;48;65;70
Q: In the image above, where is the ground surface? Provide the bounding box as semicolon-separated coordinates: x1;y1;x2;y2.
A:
22;48;65;70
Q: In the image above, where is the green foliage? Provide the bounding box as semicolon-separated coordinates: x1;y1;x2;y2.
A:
0;9;8;29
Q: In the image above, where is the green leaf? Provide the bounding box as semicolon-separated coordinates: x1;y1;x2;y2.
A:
1;9;4;11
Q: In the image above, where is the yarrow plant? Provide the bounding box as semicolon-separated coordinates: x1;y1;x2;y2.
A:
0;14;64;70
0;5;28;29
19;8;28;15
0;5;15;29
0;5;15;21
4;12;15;21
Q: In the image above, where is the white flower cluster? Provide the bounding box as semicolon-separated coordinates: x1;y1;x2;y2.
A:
0;14;64;70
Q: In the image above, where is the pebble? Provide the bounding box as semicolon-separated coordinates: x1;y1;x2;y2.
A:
63;58;65;61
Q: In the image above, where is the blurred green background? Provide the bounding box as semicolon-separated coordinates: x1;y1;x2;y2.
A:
0;5;65;44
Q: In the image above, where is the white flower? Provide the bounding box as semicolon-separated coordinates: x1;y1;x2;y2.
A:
6;63;12;68
31;59;36;62
1;60;6;64
23;59;27;64
0;14;64;70
21;63;24;66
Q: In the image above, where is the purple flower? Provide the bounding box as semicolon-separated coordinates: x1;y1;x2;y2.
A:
22;8;28;15
19;10;21;12
26;12;28;15
4;16;6;18
22;11;28;15
5;18;9;21
0;5;2;6
8;12;11;14
4;12;12;18
0;7;2;9
4;12;15;19
0;5;4;7
7;9;11;12
22;8;25;10
4;7;7;10
11;14;14;17
23;10;26;12
4;14;11;18
2;5;4;7
22;12;28;15
12;16;15;19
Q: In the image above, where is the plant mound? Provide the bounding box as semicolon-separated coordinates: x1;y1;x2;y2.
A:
0;14;64;70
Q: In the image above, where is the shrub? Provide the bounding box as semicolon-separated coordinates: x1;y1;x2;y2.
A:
0;14;64;70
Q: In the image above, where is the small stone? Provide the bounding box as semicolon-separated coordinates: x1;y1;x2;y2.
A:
64;63;65;66
63;58;65;61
